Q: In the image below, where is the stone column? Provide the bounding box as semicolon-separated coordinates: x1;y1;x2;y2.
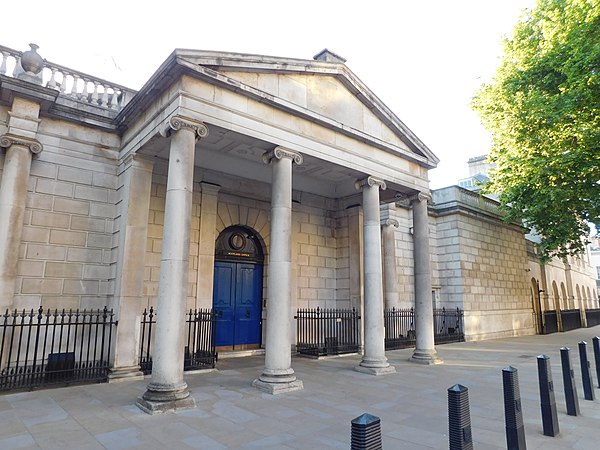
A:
253;146;303;394
564;259;575;309
195;182;220;309
410;193;442;364
109;155;153;382
136;116;208;414
0;134;42;311
382;218;400;310
355;177;395;375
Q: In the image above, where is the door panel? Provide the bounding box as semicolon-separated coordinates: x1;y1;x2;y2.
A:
213;262;235;347
213;261;262;348
235;264;262;345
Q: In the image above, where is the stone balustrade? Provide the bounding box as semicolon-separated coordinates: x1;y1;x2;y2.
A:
0;44;136;111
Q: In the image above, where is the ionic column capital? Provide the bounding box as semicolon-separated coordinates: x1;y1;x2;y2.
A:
0;134;43;155
382;218;399;228
355;176;386;192
262;146;303;165
160;115;209;140
410;192;432;204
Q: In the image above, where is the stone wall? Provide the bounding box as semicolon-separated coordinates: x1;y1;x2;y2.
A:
432;186;535;340
13;117;119;310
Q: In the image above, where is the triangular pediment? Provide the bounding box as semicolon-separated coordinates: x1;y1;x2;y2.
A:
124;49;439;167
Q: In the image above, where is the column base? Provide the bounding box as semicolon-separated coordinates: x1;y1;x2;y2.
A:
136;396;196;415
108;365;145;383
253;378;304;394
135;381;195;415
410;349;443;365
354;364;396;376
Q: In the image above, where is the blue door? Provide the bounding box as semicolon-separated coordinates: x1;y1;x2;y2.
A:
213;261;262;348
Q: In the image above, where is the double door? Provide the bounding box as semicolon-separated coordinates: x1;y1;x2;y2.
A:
212;261;262;349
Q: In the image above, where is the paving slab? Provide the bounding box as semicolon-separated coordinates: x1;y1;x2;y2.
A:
1;326;600;449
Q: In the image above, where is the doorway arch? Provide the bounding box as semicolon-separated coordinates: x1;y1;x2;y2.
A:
212;225;264;351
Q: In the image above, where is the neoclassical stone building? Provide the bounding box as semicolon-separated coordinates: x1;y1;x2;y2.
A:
0;43;597;412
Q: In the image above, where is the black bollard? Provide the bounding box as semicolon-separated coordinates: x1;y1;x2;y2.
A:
578;341;595;401
351;413;382;450
448;384;473;450
503;366;527;450
593;336;600;389
560;346;580;416
537;355;559;437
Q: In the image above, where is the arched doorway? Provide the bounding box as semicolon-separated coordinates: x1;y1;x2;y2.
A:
212;225;264;351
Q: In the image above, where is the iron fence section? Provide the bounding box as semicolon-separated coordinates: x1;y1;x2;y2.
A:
139;307;216;375
384;308;415;350
295;307;360;357
0;306;114;392
542;310;559;334
585;308;600;328
384;307;465;350
433;307;465;344
560;309;582;331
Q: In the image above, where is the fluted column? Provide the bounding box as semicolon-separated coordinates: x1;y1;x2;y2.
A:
136;116;208;414
382;218;400;310
0;134;42;310
355;177;395;375
253;147;303;394
410;193;442;364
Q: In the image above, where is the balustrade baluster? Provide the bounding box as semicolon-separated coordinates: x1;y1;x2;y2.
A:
91;82;100;105
100;85;109;107
0;51;8;75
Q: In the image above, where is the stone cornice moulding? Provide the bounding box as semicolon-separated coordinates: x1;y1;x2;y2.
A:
262;146;303;165
160;115;209;140
355;176;387;192
0;134;43;155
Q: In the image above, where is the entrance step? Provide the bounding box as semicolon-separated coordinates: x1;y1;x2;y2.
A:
219;349;265;359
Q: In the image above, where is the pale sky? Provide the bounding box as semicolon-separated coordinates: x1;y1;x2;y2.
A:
2;0;535;189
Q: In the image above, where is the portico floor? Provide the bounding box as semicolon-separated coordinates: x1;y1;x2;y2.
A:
2;327;600;449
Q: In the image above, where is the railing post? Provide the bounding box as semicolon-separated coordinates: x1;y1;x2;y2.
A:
560;346;580;416
578;341;595;401
537;355;559;437
502;366;526;450
593;336;600;388
448;384;473;450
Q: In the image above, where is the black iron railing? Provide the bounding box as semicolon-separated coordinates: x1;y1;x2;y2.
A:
384;307;465;350
295;307;360;357
541;310;559;334
0;306;115;391
585;308;600;327
384;307;415;350
560;309;582;331
139;307;217;374
433;307;465;344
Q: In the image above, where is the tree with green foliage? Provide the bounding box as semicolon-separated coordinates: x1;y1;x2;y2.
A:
472;0;600;259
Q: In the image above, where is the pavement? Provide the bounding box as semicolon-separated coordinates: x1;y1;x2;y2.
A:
1;326;600;449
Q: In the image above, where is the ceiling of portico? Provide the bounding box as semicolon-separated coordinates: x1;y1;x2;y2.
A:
139;124;370;199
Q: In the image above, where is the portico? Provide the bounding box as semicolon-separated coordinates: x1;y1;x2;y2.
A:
0;43;441;413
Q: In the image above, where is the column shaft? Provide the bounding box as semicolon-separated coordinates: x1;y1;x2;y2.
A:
411;194;442;364
355;177;395;375
254;147;303;394
383;219;400;310
0;144;33;309
137;115;207;414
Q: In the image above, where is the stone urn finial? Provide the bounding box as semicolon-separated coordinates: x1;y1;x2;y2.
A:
16;43;44;85
20;44;44;74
